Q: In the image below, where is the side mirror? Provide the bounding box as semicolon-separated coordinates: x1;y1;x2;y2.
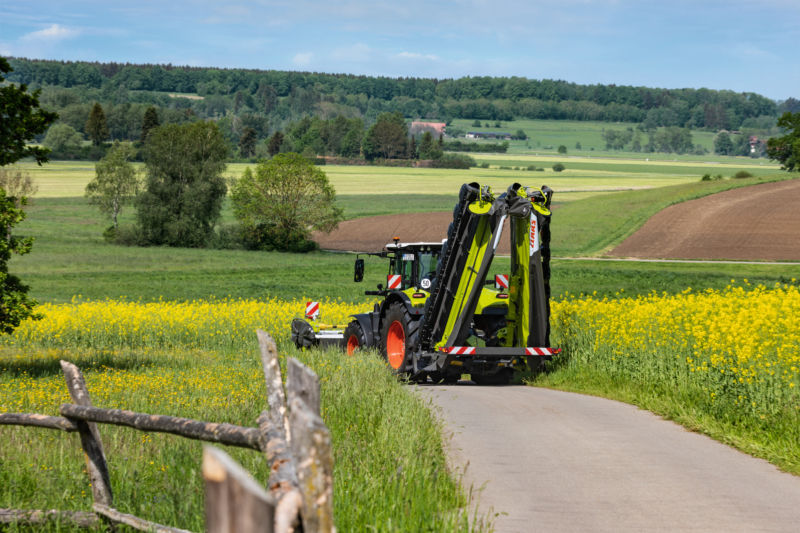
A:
354;258;364;282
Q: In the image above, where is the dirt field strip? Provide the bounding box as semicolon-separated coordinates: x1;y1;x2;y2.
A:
421;385;800;533
611;179;800;261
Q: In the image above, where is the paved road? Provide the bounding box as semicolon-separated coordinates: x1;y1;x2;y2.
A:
420;384;800;533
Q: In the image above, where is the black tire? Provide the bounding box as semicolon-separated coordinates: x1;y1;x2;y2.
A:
471;369;513;385
380;302;420;374
343;320;366;356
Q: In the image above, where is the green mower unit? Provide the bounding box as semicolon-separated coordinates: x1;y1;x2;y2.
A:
290;182;560;385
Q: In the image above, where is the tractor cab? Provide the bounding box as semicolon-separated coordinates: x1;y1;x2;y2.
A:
385;241;443;291
354;240;444;294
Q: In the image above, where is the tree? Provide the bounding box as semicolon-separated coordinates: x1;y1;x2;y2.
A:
267;131;284;156
136;122;228;247
239;127;257;157
557;145;567;154
0;57;58;166
362;112;408;160
0;190;38;333
43;123;84;152
714;131;734;155
85;142;139;231
230;152;342;252
418;131;442;160
767;112;800;171
85;102;109;145
141;106;159;141
0;56;54;334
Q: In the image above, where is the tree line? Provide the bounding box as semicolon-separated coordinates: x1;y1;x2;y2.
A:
8;57;796;136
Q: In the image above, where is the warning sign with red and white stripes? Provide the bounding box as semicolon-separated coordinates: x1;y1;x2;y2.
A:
305;301;320;320
387;274;402;290
444;346;476;355
526;347;558;356
495;274;509;290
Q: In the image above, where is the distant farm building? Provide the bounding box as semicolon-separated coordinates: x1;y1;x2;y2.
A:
410;121;446;138
466;131;512;140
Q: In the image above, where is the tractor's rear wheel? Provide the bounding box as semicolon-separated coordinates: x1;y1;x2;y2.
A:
343;320;366;356
380;302;420;374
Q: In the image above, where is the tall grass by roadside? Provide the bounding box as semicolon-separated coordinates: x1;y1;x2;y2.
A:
540;281;800;474
1;299;480;531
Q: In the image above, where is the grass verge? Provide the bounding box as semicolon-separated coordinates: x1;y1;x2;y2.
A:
1;299;480;531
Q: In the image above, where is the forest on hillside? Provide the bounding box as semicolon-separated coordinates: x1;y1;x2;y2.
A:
6;57;800;158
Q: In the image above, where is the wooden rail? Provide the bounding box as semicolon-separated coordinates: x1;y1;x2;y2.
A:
0;329;334;533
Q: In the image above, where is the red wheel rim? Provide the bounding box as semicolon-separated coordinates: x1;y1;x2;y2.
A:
346;334;359;356
386;321;405;369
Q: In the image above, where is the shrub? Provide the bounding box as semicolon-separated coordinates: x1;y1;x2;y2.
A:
552;163;565;172
479;162;489;169
733;170;754;179
701;173;712;181
429;153;475;169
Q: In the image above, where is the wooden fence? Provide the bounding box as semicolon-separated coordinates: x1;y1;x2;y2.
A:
0;329;334;533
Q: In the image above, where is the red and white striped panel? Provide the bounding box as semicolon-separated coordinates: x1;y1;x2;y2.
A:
305;301;320;320
495;274;509;290
444;346;476;355
526;347;558;356
387;274;402;290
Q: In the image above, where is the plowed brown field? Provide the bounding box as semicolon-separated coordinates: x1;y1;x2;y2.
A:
611;179;800;261
313;212;515;255
315;180;800;261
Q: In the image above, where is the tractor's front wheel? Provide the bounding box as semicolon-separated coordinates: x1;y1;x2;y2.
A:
380;302;419;374
343;320;366;356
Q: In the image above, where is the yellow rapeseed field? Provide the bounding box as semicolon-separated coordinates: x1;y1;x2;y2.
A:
0;298;364;414
5;297;363;350
551;282;800;417
4;285;798;419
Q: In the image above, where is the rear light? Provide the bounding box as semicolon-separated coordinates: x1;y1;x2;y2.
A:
412;293;426;298
496;294;509;299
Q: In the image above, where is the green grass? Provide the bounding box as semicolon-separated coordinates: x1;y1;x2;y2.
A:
0;342;476;531
450;118;722;156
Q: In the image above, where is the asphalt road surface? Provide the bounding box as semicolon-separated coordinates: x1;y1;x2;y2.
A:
420;384;800;533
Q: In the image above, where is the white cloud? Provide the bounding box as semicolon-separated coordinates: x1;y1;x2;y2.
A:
21;23;79;42
396;51;439;61
293;52;313;67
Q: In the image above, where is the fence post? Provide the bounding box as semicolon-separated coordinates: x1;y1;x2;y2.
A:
287;358;321;416
286;358;334;533
203;446;275;533
256;330;303;533
59;360;114;508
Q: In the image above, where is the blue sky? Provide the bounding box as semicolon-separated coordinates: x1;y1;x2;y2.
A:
2;1;798;101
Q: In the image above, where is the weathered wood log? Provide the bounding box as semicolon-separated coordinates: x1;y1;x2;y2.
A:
93;503;192;533
257;410;302;533
257;329;288;430
288;397;335;533
0;508;100;527
60;404;261;450
256;331;303;532
59;360;114;508
287;358;321;416
0;412;79;432
203;446;275;533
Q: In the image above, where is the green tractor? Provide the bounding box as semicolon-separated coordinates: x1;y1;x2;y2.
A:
291;182;559;385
